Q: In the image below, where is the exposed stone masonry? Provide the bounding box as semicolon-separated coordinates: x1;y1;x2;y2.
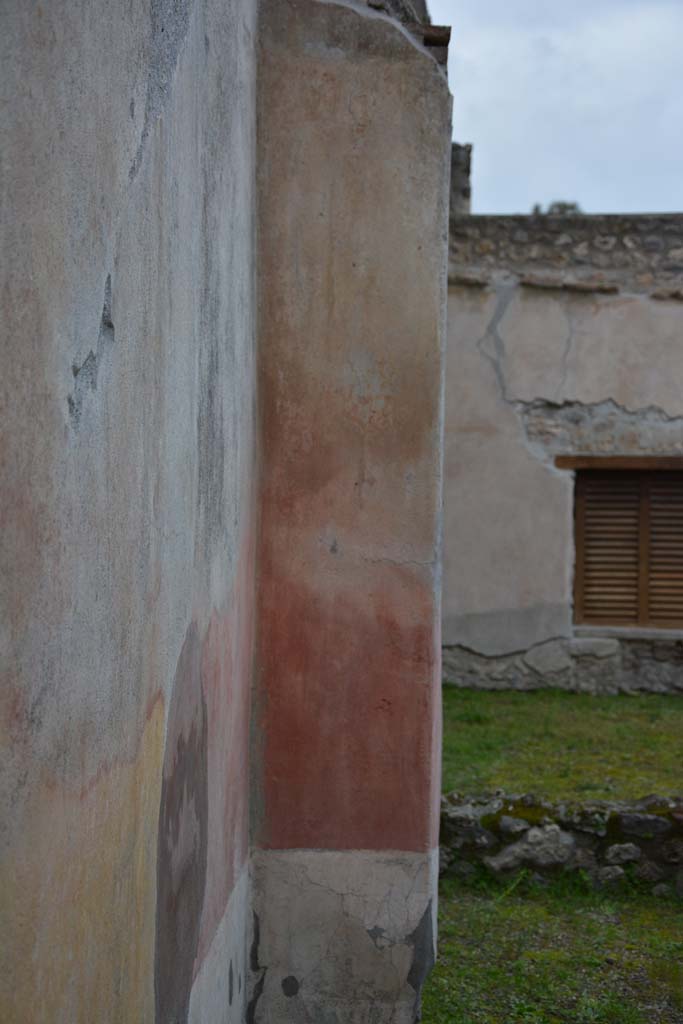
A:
450;213;683;294
441;792;683;897
443;636;683;695
519;399;683;462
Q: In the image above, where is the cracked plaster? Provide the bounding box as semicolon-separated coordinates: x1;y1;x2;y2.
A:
250;850;438;1024
443;259;683;667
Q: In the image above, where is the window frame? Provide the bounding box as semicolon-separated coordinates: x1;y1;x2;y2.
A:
555;457;683;631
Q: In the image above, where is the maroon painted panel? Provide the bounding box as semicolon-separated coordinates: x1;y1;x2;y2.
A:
257;561;440;852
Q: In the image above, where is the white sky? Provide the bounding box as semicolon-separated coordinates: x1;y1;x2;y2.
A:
427;0;683;214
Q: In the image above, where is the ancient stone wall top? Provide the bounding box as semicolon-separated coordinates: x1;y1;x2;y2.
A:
450;213;683;294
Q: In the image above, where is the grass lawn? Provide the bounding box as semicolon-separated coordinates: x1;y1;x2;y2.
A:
427;688;683;1023
423;873;683;1024
442;687;683;801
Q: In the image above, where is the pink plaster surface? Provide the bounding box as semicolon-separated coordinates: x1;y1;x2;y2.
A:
255;0;450;855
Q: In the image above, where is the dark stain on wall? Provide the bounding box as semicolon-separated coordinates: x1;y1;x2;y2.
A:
196;328;225;558
246;912;267;1024
130;0;194;181
68;274;115;428
155;621;208;1023
406;901;435;1015
281;975;300;997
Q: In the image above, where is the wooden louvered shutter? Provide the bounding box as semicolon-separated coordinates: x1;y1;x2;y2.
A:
648;474;683;626
575;472;640;625
575;470;683;628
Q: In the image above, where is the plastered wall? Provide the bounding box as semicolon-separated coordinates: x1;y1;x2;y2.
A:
2;1;257;1020
443;215;683;693
253;1;451;1019
2;1;451;1021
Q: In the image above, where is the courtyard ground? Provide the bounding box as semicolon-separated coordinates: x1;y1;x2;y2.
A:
441;687;683;800
424;688;683;1024
423;872;683;1024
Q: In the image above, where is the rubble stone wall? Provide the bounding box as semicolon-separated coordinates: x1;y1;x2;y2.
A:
441;792;683;897
444;635;683;695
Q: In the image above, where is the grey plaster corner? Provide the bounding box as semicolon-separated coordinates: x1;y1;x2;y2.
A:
249;849;439;1024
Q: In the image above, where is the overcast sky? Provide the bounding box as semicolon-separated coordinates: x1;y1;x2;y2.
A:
427;0;683;214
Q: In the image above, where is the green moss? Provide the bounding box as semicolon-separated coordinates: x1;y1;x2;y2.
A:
441;687;683;800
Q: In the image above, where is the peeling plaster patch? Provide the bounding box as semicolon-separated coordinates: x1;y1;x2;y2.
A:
518;398;683;464
68;275;115;428
250;850;439;1022
520;274;619;295
342;349;391;428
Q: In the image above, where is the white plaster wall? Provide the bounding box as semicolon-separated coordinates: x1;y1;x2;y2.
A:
443;285;573;654
1;0;257;1019
188;866;250;1024
502;289;683;413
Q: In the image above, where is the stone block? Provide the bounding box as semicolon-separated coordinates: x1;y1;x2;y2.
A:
635;859;666;884
499;815;530;836
676;869;683;898
522;641;572;676
485;825;575;873
595;866;625;888
569;638;620;660
605;843;641;865
620;813;672;838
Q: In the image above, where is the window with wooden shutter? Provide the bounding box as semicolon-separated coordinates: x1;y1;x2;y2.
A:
574;470;683;628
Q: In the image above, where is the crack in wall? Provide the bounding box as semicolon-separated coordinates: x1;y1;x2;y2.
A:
553;303;576;403
475;282;517;403
472;283;683;463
